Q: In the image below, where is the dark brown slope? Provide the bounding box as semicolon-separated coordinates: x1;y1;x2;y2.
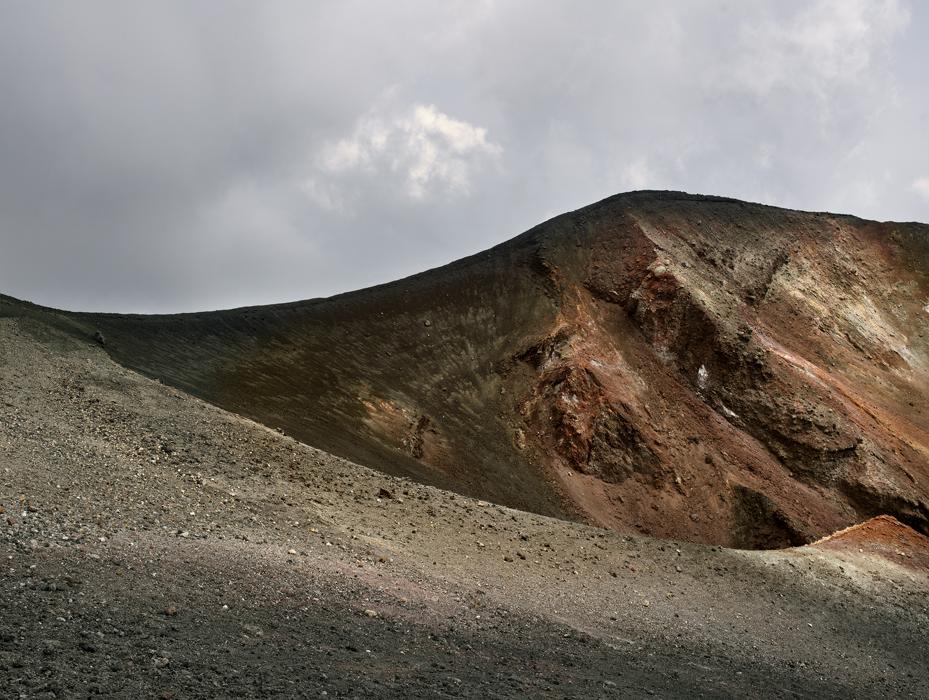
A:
4;190;929;548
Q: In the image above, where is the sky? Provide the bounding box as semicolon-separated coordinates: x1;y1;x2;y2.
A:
1;0;928;313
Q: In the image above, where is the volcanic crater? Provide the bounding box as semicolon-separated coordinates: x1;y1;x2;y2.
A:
5;190;929;549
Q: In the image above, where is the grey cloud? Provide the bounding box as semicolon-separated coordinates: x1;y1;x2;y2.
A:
0;0;926;312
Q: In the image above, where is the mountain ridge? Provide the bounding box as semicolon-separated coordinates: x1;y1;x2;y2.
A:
4;190;929;548
7;189;922;317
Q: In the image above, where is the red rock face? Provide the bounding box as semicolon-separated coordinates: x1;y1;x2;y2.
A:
9;191;928;549
811;515;929;572
519;195;929;548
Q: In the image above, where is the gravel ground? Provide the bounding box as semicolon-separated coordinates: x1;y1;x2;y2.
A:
2;316;927;698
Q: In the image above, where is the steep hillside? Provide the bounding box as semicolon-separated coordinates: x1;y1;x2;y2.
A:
2;316;927;697
4;190;929;548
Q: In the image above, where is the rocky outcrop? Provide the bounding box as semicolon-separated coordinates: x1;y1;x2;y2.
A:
4;190;928;548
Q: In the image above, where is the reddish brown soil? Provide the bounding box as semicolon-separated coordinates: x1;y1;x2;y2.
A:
811;515;929;572
4;190;929;549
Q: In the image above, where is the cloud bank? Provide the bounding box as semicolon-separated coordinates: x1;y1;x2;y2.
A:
0;0;926;312
308;101;502;209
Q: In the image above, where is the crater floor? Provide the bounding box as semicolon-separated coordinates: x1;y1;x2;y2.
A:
2;315;927;697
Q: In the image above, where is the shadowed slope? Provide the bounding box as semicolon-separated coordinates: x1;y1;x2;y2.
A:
4;190;929;547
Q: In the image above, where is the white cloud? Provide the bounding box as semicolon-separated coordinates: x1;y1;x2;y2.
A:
724;0;909;98
311;102;501;205
912;177;929;201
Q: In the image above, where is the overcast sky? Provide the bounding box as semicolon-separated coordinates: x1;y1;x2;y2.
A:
1;0;927;313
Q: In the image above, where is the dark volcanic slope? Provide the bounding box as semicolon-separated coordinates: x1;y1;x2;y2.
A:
2;316;928;698
4;191;929;547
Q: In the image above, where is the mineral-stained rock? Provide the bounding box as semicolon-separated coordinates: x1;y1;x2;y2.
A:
4;190;929;548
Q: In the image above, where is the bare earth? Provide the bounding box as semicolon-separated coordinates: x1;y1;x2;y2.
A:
2;316;928;698
16;191;926;550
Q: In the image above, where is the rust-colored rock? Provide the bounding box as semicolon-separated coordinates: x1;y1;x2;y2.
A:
810;515;929;572
4;190;929;549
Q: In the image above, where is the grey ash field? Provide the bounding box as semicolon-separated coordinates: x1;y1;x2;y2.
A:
3;192;929;698
1;309;928;697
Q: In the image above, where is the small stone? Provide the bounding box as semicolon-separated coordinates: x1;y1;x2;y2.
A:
378;487;394;500
42;639;63;656
503;555;514;562
163;605;178;617
288;548;298;555
364;609;378;618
